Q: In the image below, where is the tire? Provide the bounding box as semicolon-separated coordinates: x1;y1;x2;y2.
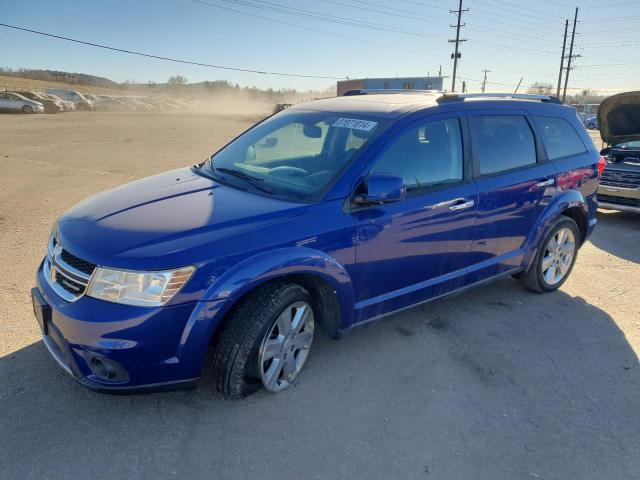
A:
519;217;580;293
587;123;596;130
211;281;315;398
22;105;33;114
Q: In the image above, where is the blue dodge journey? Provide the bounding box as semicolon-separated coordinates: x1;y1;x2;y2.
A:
32;91;603;397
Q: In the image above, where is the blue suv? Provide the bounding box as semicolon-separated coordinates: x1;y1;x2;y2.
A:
32;92;603;397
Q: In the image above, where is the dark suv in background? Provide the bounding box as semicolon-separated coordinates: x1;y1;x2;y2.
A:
597;91;640;213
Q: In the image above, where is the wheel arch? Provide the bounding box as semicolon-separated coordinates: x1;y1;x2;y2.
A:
203;247;355;340
522;189;588;270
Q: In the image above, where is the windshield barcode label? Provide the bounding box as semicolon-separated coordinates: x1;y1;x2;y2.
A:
332;118;378;131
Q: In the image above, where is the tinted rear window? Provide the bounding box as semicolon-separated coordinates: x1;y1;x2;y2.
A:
533;116;586;159
474;115;537;175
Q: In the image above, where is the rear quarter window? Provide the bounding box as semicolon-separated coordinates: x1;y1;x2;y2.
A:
533;116;587;160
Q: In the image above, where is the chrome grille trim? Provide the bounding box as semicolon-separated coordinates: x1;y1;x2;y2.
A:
44;258;83;302
44;234;96;302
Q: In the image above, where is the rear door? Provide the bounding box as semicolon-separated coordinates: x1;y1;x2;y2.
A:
467;111;556;280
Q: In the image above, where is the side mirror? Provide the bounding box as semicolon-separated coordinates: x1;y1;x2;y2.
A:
260;137;278;148
600;146;611;156
303;123;322;139
355;173;406;206
245;145;257;162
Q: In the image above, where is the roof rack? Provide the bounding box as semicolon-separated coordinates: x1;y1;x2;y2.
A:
436;93;562;104
342;89;443;96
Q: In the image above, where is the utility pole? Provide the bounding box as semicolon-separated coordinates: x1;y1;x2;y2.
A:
562;7;579;103
481;69;491;93
514;76;523;93
462;81;467;93
556;19;569;98
448;0;467;92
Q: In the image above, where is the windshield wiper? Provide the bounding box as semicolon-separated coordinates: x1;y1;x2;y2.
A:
213;167;274;194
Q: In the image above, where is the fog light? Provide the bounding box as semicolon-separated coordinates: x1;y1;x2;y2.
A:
86;355;129;383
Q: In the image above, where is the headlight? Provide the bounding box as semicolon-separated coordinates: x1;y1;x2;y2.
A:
86;266;195;307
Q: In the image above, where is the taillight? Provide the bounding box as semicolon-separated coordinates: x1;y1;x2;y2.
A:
597;155;606;177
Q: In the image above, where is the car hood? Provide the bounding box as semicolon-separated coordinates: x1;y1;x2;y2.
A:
597;90;640;145
57;167;308;268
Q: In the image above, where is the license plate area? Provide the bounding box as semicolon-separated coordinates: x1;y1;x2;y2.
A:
31;287;52;334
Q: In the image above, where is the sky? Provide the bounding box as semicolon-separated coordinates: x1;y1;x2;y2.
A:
1;0;639;94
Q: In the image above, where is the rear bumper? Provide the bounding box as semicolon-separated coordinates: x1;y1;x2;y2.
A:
33;260;229;393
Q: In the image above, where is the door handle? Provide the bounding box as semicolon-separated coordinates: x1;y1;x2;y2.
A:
536;179;554;187
448;199;475;211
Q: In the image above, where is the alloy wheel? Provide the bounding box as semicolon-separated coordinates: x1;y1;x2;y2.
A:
541;227;576;286
258;301;314;392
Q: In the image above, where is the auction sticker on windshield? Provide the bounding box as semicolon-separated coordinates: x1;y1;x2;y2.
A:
332;118;378;132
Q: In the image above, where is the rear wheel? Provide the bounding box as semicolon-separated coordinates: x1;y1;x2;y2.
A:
519;217;579;293
587;122;596;130
21;105;33;114
211;281;315;398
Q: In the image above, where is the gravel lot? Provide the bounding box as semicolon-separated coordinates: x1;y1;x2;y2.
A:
0;112;638;480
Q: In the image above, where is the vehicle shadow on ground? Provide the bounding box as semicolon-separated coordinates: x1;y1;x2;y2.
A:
1;278;639;479
591;210;640;263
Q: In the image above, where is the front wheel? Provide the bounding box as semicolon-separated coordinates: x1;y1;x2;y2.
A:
21;105;33;114
519;217;580;293
587;123;596;130
211;282;315;398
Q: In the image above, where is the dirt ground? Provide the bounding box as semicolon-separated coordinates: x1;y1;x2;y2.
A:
0;112;639;480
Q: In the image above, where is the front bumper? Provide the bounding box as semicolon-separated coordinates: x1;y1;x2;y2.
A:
598;184;640;214
34;260;228;393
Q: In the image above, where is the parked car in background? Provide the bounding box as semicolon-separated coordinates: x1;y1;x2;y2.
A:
41;93;75;111
14;91;62;113
273;102;293;114
45;88;93;111
92;96;136;112
0;91;44;113
596;91;640;213
584;116;598;130
32;92;602;398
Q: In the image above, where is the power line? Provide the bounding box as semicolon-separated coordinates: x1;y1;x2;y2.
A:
582;1;640;7
475;0;565;20
0;22;345;80
198;0;562;60
473;0;565;22
190;0;423;53
204;0;438;37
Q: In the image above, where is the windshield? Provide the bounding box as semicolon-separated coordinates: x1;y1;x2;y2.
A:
208;109;389;202
614;140;640;150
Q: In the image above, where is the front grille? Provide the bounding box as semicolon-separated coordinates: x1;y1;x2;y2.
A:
601;169;640;189
598;194;640;207
55;270;87;295
60;249;96;276
44;240;96;302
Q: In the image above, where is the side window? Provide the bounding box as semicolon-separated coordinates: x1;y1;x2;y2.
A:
533;116;587;160
372;118;463;190
474;115;537;175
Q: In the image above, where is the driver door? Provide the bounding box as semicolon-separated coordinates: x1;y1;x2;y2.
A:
352;113;478;322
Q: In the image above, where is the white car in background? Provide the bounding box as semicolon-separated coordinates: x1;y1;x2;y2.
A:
0;92;45;113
